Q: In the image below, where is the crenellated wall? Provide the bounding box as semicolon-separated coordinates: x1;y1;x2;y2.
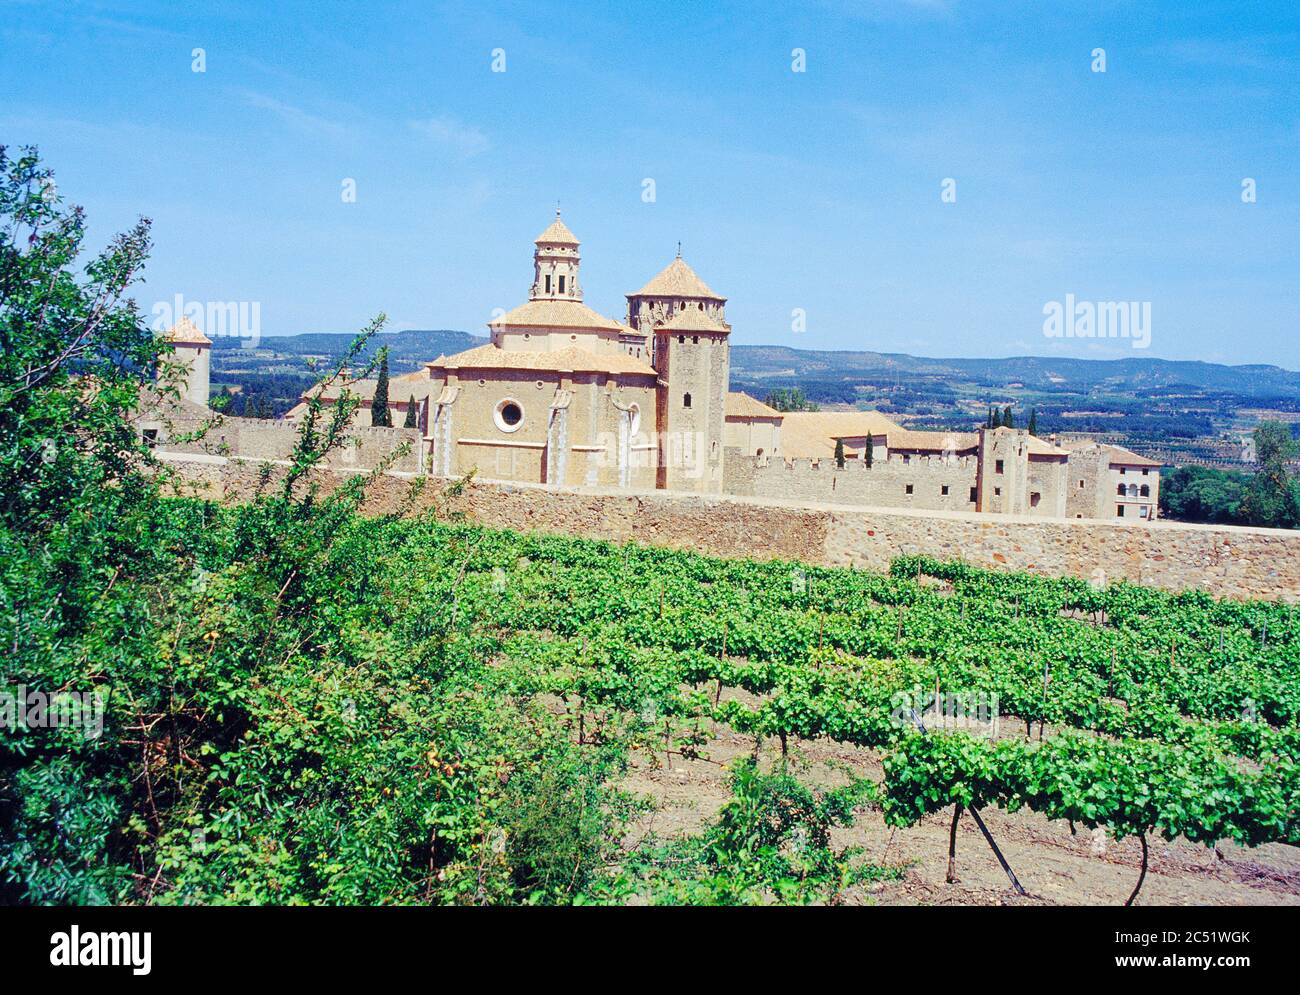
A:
146;413;423;474
725;449;981;513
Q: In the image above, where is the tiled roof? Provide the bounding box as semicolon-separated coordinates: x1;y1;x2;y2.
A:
661;306;729;333
630;257;724;300
535;211;579;245
1059;439;1164;467
301;369;431;403
779;411;902;458
883;428;980;453
1103;444;1163;467
490;298;624;332
429;343;657;376
725;392;782;419
164;316;212;345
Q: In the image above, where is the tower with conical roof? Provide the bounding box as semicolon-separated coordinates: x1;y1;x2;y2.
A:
529;208;583;303
162;316;212;407
627;251;730;494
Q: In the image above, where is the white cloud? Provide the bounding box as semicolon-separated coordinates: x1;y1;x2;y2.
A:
409;115;489;158
240;91;347;139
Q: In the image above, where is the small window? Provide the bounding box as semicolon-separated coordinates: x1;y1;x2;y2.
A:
905;484;914;495
1140;484;1150;497
558;275;566;293
941;485;949;496
683;392;692;408
1030;492;1041;507
1142;469;1149;475
994;487;1001;497
1117;505;1125;517
756;448;764;456
678;335;685;344
1078;479;1084;488
995;459;1004;474
1117;483;1126;495
692;336;699;344
969;486;978;502
545;275;552;293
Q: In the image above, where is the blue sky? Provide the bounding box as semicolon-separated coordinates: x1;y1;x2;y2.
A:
3;0;1297;365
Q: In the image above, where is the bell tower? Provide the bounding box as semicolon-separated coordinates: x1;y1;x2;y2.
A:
529;209;582;303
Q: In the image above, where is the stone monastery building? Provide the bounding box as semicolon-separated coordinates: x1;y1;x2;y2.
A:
158;212;1162;523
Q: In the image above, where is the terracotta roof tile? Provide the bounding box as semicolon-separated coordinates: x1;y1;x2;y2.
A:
429;343;657;376
490;298;624;332
630;257;724;300
725;392;783;419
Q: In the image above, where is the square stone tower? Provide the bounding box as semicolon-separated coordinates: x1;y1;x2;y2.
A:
626;253;730;494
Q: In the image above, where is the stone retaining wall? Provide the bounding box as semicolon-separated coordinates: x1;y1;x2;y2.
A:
158;453;1300;601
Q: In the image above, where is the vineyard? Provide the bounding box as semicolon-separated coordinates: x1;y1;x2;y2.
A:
418;521;1300;903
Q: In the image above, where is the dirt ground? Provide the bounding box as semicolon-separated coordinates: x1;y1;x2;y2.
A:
620;720;1300;907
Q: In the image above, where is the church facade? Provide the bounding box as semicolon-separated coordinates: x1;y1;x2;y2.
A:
421;212;731;493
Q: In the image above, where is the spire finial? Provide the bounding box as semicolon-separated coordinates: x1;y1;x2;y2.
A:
556;200;561;218
676;240;682;259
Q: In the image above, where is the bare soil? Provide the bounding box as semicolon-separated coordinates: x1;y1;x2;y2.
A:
620;720;1300;907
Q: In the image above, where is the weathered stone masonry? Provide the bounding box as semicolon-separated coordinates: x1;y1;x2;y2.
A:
160;452;1300;602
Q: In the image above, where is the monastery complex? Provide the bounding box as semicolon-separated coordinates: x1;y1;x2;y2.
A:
149;212;1162;524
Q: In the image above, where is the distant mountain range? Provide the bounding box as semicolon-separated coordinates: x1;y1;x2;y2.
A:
215;330;1300;398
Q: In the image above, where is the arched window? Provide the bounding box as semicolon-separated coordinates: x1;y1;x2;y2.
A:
1140;484;1150;497
1117;483;1125;495
683;392;692;408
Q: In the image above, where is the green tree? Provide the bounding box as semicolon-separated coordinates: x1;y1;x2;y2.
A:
1002;405;1014;429
763;386;819;413
403;393;418;428
371;348;392;427
865;434;874;468
1239;420;1300;528
1027;408;1038;435
834;438;845;468
1159;465;1248;525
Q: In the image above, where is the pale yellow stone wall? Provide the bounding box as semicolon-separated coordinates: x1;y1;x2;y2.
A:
151;415;422;473
726;450;980;512
724;417;780;456
159;454;1300;601
428;369;658;489
655;331;728;493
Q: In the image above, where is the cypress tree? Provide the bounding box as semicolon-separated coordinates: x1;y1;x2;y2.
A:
404;394;418;428
865;435;874;468
834;438;846;468
1027;407;1038;435
371;350;392;427
1003;405;1014;429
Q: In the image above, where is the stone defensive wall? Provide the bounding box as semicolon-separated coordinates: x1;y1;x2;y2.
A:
726;451;982;513
156;417;423;474
157;452;1300;601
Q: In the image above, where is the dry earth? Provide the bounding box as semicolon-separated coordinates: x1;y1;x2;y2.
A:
619;718;1300;907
